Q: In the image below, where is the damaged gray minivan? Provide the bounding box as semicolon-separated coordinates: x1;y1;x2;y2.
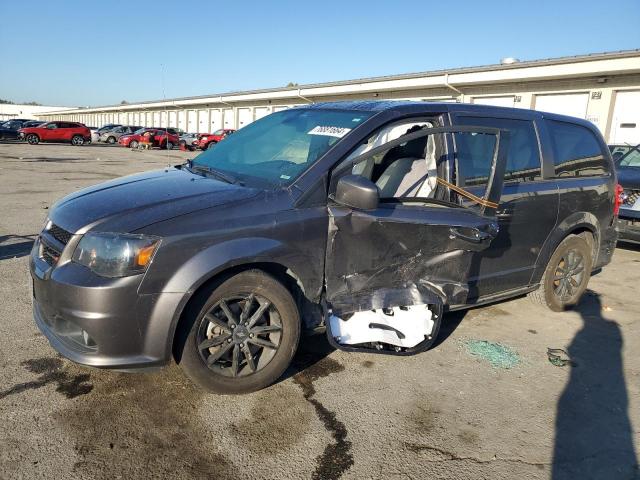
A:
31;101;618;393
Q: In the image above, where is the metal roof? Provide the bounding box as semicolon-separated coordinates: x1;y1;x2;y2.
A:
46;49;640;113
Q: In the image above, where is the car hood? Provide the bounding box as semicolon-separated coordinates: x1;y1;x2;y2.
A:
617;167;640;190
49;167;261;233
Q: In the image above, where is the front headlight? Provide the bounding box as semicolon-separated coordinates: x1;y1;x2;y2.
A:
72;232;160;278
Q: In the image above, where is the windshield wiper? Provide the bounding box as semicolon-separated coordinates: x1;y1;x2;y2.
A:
190;164;240;185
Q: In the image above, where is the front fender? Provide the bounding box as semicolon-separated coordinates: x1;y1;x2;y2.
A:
162;237;293;294
144;236;318;363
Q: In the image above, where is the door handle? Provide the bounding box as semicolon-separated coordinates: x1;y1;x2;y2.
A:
496;209;513;219
449;226;495;243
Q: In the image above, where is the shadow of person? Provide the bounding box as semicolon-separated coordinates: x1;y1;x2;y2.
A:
552;291;638;479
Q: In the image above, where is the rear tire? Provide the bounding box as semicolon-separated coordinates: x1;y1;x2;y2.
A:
206;141;217;150
107;136;116;144
71;135;84;146
530;234;592;311
166;141;174;150
26;134;39;145
176;270;301;394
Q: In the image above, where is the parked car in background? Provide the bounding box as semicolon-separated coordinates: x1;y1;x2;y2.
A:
19;121;92;146
611;144;640;243
22;120;45;128
99;125;143;144
0;119;33;140
118;128;179;149
30;101;619;394
197;129;235;150
179;132;199;151
91;124;123;143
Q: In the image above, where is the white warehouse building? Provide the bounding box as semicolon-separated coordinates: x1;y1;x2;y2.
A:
38;50;640;144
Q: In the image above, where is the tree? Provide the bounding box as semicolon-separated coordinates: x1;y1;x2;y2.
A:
286;82;299;88
0;98;15;105
120;100;129;105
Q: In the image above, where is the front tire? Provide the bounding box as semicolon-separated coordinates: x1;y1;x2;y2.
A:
176;270;301;394
166;141;174;150
530;234;592;311
26;134;39;145
206;141;217;150
129;140;139;149
71;135;85;146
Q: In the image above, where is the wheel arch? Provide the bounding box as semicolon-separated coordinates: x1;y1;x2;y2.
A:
169;261;311;362
531;211;600;285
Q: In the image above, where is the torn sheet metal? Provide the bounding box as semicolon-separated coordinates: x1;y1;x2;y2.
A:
329;305;434;348
325;205;497;315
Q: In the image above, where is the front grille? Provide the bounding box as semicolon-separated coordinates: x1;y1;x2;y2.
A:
42;243;61;266
623;189;640;207
48;224;72;245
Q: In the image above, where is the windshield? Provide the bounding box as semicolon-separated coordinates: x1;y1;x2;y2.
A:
192;108;373;187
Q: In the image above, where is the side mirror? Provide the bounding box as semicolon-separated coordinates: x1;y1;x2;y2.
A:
334;174;379;210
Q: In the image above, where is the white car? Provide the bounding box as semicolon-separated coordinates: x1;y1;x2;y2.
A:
179;132;199;150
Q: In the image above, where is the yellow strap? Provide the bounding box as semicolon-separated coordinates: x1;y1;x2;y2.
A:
436;177;498;209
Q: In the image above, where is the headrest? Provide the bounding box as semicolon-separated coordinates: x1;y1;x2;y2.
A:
400;125;428;159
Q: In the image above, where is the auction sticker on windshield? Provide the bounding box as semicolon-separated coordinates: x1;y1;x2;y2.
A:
308;126;352;138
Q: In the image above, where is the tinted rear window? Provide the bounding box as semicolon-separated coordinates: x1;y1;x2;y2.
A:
456;116;542;183
547;120;607;177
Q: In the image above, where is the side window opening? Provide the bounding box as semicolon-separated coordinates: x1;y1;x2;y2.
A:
338;121;506;213
347;120;443;200
455;116;542;187
547;120;607;177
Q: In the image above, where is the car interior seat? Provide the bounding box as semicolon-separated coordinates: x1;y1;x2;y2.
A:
375;132;432;198
349;121;432;180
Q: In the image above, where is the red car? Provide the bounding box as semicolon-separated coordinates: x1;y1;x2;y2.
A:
197;129;235;150
19;121;91;146
118;128;180;149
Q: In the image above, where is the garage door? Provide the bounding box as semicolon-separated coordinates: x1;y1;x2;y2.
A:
254;107;271;120
187;110;197;132
168;111;177;128
198;110;208;133
223;109;235;129
610;90;640;145
152;112;160;127
160;111;168;127
209;109;221;132
473;96;515;108
237;108;253;129
534;93;589;119
178;111;187;131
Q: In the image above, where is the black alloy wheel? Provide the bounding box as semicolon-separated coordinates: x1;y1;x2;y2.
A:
552;249;585;302
176;270;300;394
530;234;592;311
195;293;282;378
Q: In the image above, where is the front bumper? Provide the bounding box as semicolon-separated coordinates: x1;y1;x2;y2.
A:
30;237;183;370
618;207;640;244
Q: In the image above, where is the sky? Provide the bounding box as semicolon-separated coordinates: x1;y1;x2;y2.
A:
0;0;638;107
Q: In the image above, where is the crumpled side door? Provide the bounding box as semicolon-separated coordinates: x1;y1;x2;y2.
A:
325;126;510;315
